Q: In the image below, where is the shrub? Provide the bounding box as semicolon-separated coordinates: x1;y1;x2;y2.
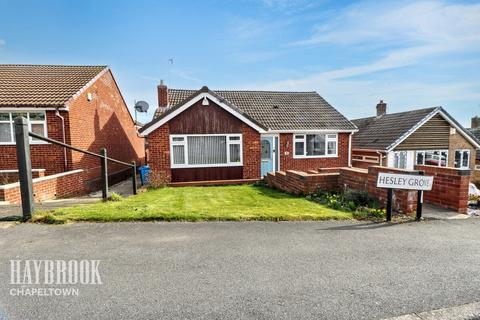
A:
107;192;123;202
343;189;377;207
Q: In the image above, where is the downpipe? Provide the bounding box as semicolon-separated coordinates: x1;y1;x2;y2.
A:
55;109;68;171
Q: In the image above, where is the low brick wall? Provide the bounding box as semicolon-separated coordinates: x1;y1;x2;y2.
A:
0;170;85;204
416;165;470;213
266;170;339;195
0;169;46;185
267;165;470;214
338;166;417;213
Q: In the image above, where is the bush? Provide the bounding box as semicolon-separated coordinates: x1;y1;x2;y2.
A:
343;189;377;208
311;189;383;220
107;192;123;202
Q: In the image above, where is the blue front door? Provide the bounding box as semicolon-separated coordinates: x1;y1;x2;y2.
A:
261;137;274;176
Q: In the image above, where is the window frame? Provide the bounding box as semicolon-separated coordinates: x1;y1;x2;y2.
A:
454;149;471;169
0;111;48;145
169;134;243;168
393;151;408;169
292;133;338;159
415;150;449;167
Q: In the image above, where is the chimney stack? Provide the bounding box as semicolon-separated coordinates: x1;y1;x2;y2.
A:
376;100;387;117
471;116;480;129
157;80;169;108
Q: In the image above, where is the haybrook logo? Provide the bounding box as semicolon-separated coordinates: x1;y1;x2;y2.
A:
9;260;102;297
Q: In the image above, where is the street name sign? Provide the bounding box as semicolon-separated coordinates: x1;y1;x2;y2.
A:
376;172;434;191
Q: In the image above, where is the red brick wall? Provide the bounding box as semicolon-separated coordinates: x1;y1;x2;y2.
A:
416;165;470;213
0;169;85;204
279;133;351;171
242;124;261;179
68;70;145;186
0;111;70;175
147;123;172;184
266;170;339;195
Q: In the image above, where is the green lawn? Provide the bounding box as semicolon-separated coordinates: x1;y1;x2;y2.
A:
33;185;352;224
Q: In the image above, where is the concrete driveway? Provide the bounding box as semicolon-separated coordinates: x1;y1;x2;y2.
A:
0;220;480;319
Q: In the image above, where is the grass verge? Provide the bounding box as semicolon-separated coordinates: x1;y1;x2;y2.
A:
32;185;352;224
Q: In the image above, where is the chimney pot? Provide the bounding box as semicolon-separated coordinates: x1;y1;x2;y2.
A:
376;100;387;117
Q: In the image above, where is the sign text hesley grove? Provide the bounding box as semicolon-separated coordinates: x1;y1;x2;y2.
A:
377;173;434;191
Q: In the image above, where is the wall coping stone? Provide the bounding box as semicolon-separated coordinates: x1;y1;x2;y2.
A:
0;169;84;190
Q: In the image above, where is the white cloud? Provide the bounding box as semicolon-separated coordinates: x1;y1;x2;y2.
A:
237;1;480;125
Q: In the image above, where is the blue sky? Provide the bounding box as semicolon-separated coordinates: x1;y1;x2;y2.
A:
0;0;479;126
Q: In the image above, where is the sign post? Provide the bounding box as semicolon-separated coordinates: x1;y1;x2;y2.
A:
377;172;433;222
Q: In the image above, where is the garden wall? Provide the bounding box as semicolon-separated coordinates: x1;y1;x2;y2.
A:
0;169;85;204
416;165;470;213
267;165;471;214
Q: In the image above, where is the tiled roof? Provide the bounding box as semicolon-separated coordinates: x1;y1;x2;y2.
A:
351;107;438;150
470;128;480;140
151;87;357;131
0;64;107;107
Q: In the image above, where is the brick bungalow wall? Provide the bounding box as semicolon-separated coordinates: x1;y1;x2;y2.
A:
279;133;351;171
147;123;171;184
67;70;145;188
0;169;85;204
0;111;70;175
0;70;145;193
448;131;477;169
242;124;261;179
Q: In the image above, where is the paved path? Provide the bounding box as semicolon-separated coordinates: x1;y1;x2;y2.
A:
0;219;479;319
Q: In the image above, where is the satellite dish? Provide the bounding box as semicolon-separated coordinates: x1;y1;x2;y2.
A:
134;101;149;113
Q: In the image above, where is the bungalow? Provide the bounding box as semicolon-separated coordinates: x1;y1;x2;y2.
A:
139;83;357;183
351;101;480;172
0;64;145;188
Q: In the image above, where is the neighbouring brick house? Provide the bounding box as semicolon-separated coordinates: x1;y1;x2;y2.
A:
469;116;480;185
139;83;357;183
351;101;480;178
0;64;145;190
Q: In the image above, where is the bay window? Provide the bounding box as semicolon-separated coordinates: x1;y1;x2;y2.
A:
0;111;47;144
293;133;338;158
454;149;470;169
415;150;448;167
170;134;242;168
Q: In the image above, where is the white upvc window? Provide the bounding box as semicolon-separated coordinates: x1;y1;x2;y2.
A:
454;149;470;169
393;151;407;169
293;133;338;158
0;111;48;145
415;150;448;167
170;134;242;168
